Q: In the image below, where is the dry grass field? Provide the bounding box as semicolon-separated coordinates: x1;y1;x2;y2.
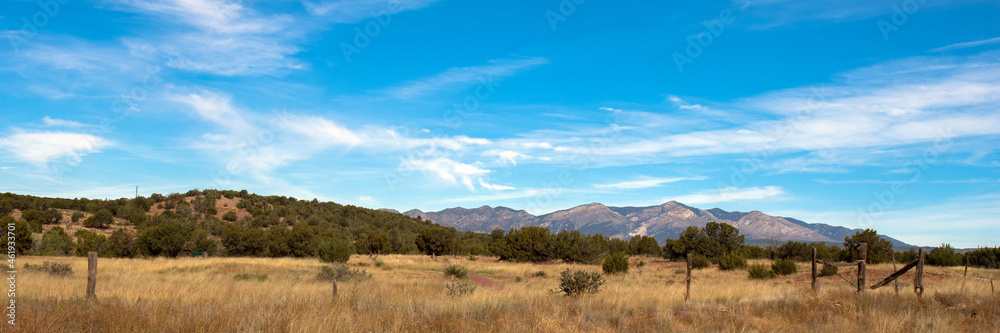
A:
12;254;1000;332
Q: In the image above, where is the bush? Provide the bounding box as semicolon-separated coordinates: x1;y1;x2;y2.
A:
83;209;113;228
38;226;75;256
927;244;963;266
316;264;372;282
444;264;468;279
24;261;72;277
602;252;629;274
222;211;238;222
71;212;85;223
748;264;776;280
820;264;838;277
772;258;798;275
318;238;353;263
446;280;477;297
717;252;748;271
556;269;606;296
531;270;547;278
691;254;711;269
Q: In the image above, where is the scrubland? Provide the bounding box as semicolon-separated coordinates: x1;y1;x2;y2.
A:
13;255;999;332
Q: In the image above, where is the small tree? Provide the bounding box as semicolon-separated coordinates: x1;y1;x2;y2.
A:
557;269;606;296
43;208;63;224
74;230;109;257
318;237;352;263
748;264;776;280
38;226;75;256
602;252;629;274
772;258;798;275
717;252;748;270
107;228;137;258
2;216;32;254
84;209;114;228
415;226;456;256
71;212;85;223
843;229;893;264
927;243;963;266
222;211;238;222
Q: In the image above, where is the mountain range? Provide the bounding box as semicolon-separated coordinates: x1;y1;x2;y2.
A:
388;201;912;247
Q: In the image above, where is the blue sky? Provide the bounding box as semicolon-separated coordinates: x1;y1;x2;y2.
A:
1;0;998;247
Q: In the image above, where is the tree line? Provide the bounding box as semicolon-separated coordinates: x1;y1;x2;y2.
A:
3;191;997;268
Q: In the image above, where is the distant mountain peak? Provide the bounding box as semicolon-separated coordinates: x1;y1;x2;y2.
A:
405;201;913;247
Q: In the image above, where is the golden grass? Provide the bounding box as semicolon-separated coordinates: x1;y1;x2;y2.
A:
14;255;1000;332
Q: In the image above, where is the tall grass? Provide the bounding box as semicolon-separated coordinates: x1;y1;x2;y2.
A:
16;255;1000;332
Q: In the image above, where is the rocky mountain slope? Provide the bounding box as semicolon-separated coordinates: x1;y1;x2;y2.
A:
402;201;911;246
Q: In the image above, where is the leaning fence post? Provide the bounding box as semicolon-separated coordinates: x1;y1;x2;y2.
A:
915;248;925;299
857;243;867;294
811;247;818;294
685;253;692;303
87;252;97;300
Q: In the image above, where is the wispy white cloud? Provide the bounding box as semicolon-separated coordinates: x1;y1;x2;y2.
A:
0;130;110;165
42;117;88;128
403;158;490;191
479;180;515;191
931;36;1000;52
302;0;443;21
594;176;706;189
380;57;549;100
669;186;785;204
106;0;305;75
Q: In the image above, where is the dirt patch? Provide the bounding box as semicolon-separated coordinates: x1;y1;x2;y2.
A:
468;273;504;290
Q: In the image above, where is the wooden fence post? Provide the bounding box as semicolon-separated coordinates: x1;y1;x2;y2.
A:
915;248;925;299
857;243;867;294
891;249;899;295
811;247;818;294
87;252;97;300
332;277;338;299
685;253;692;303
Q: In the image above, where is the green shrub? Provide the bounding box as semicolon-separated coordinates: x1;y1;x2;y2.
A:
317;238;352;263
515;276;523;282
24;261;72;277
691;254;711;269
71;212;85;223
531;270;547;278
556;269;605;296
444;264;468;279
748;264;776;280
602;252;629;274
234;273;267;281
316;264;372;282
717;252;748;271
772;258;798;275
820;264;838;277
446;280;477;297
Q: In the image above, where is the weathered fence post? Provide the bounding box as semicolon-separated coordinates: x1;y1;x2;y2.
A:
332;277;338;299
915;248;925;299
87;251;97;300
891;249;899;295
811;247;818;294
685;253;692;303
857;243;867;294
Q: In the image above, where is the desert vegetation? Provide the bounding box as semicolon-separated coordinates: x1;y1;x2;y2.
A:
14;254;1000;332
5;190;1000;331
